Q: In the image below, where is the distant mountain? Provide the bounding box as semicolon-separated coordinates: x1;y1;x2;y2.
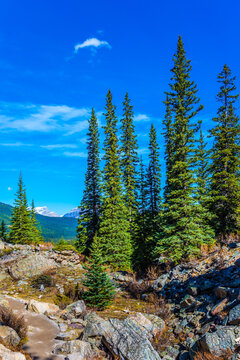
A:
63;207;80;219
0;202;77;242
35;206;59;217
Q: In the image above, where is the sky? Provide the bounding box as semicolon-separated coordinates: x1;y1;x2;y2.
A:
0;0;239;214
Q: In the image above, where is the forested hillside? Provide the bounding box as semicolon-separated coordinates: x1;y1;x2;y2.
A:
0;202;77;241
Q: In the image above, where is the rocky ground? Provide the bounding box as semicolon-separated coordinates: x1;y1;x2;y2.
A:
1;241;240;359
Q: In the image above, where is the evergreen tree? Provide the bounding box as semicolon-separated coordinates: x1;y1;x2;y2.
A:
195;129;209;203
155;36;213;263
30;200;42;244
83;235;115;310
209;65;240;238
147;124;161;215
98;90;132;269
9;174;35;244
163;95;174;200
120;92;139;228
77;109;101;254
133;158;153;270
0;220;8;241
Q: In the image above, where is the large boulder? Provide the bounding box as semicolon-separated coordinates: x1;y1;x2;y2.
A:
9;253;57;280
0;326;21;347
0;344;26;360
65;300;86;318
82;312;161;360
228;304;240;325
53;340;94;357
196;326;240;357
127;313;166;338
27;299;59;315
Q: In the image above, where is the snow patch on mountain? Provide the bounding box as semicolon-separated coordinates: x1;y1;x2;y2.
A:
35;206;59;217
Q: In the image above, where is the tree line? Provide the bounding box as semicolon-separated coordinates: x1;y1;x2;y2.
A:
77;36;240;271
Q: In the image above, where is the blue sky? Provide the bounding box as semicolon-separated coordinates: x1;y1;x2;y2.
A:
0;0;239;214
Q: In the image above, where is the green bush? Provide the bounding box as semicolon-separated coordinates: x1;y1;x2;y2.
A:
54;238;76;252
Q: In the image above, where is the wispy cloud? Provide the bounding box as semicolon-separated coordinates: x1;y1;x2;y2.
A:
74;38;111;53
0;103;91;134
41;144;78;150
0;142;33;147
7;187;13;191
134;114;150;122
137;147;149;155
63;151;87;158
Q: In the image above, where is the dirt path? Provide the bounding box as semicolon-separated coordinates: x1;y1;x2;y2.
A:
6;297;64;360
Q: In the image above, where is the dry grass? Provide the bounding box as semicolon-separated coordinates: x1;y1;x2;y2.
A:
145;265;161;281
145;293;172;321
0;305;27;342
124;276;152;299
194;349;234;360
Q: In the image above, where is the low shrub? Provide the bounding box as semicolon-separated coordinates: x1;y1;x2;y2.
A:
31;273;56;289
54;238;76;252
124;277;152;299
0;305;27;342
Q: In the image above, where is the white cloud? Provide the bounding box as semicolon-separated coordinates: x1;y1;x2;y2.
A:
0;103;91;134
41;144;78;150
0;142;33;147
134;114;150;122
74;38;111;53
63;151;87;158
7;187;12;191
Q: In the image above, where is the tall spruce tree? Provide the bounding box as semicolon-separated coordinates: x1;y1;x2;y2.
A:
30;200;42;244
0;220;8;241
120;92;139;228
147;124;161;215
209;65;240;238
155;36;213;263
9;174;35;244
163;95;174;200
133;157;153;270
98;90;132;269
77;108;101;254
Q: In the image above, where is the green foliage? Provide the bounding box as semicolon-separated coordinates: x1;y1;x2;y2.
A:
9;174;39;245
208;64;240;238
147;124;161;215
155;36;214;263
0;201;77;242
31;273;55;289
98;90;132;269
0;220;8;241
120;92;139;228
77;108;101;254
54;237;76;251
83;237;115;310
30;200;43;244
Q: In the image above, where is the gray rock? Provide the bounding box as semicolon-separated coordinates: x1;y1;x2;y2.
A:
0;325;21;347
66;300;86;318
153;274;169;290
197;326;238;356
55;329;83;341
0;344;26;360
82;312;161;360
9;253;57;280
228;304;240;325
53;340;93;356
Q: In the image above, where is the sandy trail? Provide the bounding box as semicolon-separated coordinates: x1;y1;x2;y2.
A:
6;297;64;360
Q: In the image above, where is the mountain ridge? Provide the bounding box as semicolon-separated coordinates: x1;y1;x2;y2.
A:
0;202;77;241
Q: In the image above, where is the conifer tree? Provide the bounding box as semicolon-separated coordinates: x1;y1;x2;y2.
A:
83;235;115;310
98;90;132;269
147;124;161;215
30;200;42;244
77;109;101;254
155;36;213;263
120;92;139;228
0;220;8;241
163;95;174;200
133;158;152;270
209;65;240;238
195;129;209;203
9;174;35;244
